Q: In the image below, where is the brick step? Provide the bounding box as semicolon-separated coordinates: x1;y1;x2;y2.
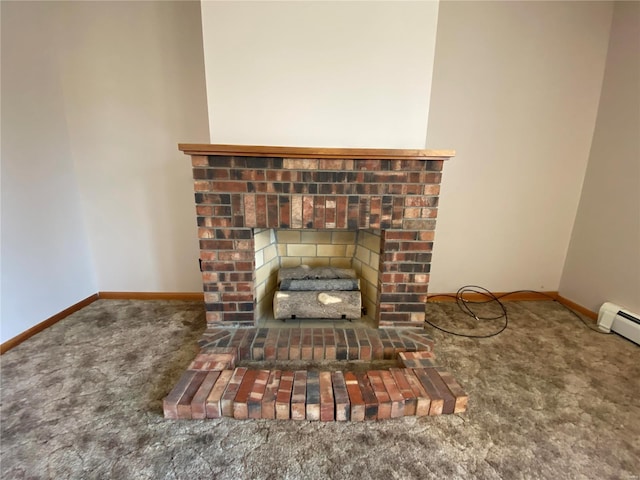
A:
198;327;435;361
163;349;467;421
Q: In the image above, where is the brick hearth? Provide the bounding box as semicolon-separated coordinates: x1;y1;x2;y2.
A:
163;327;468;421
179;144;455;328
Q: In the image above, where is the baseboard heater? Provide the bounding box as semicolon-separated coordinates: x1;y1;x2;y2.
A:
597;302;640;345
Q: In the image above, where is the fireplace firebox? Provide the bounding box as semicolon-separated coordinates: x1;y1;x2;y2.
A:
179;144;454;328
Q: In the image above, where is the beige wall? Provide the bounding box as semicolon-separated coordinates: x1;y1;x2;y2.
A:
426;1;613;293
1;1;209;341
560;2;640;313
54;1;210;291
1;1;97;342
200;1;440;148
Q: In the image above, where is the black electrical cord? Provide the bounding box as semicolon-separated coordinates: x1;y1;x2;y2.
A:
424;285;610;338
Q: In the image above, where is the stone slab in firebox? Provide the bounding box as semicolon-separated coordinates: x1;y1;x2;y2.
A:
274;266;362;320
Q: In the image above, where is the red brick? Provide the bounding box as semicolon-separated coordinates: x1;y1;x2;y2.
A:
200;239;233;251
228;329;248;355
366;329;384;360
291;371;307;420
212;181;247;193
256;195;267;226
303;196;314;227
252;328;267;360
239;329;256;360
380;370;405;418
389;368;417;416
191;155;208;167
244;195;256;226
289;329;301;360
194;180;214;192
306;371;320;421
336;196;348;229
198;228;215;239
261;370;281;420
233;369;258;419
344;372;365;422
189;360;228;372
221;367;247;417
319;372;335;422
200;252;218;262
175;371;208;419
291;195;303;228
267;194;278;228
400;241;433;252
399;351;437;369
191;371;221;419
164;371;198;419
376;330;395;360
314;195;325;228
317;159;344;170
335;329;348;360
418;231;435;241
188;352;237;371
344;329;359;360
248;370;271;419
276;371;294;420
325;197;337;228
400;332;435;351
331;371;350;422
205;313;222;324
323;328;336;360
313;329;325;360
384;230;417;240
234;240;253;251
435;368;468;413
424;368;456;415
264;329;278;361
403;219;436;231
403;369;431;416
202;272;220;283
283;158;319;170
279;195;290;227
356;372;378;421
355;329;372;360
367;371;392;420
301;329;313;360
276;329;291;360
218;250;254;261
200;329;231;344
412;368;444;416
206;370;233;418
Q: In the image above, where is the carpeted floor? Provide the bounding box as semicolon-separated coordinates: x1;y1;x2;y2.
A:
1;299;638;479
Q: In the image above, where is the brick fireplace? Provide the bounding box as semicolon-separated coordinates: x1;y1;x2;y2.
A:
179;144;454;328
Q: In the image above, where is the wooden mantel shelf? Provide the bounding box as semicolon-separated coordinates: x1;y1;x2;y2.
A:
178;143;455;160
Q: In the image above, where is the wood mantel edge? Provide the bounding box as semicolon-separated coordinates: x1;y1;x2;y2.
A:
178;144;455;160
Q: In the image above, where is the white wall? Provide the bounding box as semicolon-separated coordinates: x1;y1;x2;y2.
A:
560;2;640;313
1;2;97;342
426;1;613;293
53;1;210;292
200;1;440;148
1;1;210;342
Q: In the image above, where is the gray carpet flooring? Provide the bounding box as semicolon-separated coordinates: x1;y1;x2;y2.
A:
1;299;638;479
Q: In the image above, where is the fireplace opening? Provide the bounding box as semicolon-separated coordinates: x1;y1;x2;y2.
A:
253;228;381;327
